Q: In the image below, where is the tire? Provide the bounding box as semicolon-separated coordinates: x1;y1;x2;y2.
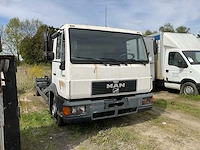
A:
180;82;199;95
51;97;64;126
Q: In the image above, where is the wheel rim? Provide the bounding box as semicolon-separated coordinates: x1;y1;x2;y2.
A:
52;103;57;117
184;86;194;95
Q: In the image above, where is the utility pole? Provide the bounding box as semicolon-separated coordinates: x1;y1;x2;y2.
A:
105;6;107;27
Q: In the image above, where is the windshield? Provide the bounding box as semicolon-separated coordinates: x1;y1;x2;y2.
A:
69;28;148;64
183;51;200;65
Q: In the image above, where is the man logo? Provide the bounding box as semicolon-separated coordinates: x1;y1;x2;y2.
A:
106;81;126;93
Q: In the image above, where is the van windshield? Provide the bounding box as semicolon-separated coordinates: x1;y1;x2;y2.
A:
183;51;200;64
69;28;148;65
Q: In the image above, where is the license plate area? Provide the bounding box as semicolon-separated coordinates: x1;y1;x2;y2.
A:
104;98;128;109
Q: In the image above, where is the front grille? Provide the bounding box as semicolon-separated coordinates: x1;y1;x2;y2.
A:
92;80;137;95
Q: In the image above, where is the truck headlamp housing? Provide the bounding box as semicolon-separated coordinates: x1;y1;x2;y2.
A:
71;105;86;115
142;97;154;105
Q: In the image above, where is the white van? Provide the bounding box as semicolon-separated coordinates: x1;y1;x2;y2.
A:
145;32;200;95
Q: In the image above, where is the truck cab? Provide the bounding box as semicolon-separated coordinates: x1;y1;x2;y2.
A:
36;24;153;125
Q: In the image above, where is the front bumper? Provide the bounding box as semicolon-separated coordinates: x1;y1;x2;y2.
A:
58;93;153;124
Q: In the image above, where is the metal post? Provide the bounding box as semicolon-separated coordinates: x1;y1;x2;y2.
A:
0;70;5;150
1;56;21;150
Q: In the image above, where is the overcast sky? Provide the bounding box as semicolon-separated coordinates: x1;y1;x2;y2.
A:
0;0;200;35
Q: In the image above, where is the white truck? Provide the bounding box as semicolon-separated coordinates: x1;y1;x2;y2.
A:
145;32;200;95
35;24;153;126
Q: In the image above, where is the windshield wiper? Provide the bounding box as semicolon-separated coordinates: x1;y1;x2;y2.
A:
99;57;128;65
73;56;107;65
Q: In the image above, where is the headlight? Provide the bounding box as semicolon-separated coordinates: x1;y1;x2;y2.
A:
142;97;154;105
71;105;86;115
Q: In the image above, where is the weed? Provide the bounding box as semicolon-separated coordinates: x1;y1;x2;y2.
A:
168;102;200;119
153;99;167;108
27;65;43;79
20;109;58;149
180;94;200;101
17;64;51;96
154;96;200;119
90;127;135;149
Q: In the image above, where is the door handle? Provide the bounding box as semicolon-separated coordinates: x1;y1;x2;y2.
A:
166;70;169;73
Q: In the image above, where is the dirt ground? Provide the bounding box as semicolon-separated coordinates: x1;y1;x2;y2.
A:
19;90;200;150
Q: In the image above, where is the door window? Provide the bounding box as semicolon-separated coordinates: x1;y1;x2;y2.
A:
168;52;185;67
56;33;65;60
56;35;61;59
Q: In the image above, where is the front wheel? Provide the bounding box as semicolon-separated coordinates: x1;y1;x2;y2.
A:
180;82;199;95
51;98;64;126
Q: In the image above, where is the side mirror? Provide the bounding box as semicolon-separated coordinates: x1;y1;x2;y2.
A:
0;36;2;52
43;31;53;52
43;30;53;61
44;51;54;61
178;60;188;68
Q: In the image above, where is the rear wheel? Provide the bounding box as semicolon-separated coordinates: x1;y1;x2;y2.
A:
180;82;199;95
51;97;64;126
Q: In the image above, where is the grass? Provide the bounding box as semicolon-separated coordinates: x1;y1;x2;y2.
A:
20;109;57;150
180;94;200;101
90;127;136;144
17;64;53;149
154;95;200;119
153;99;168;109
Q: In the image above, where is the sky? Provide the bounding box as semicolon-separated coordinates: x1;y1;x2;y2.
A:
0;0;200;35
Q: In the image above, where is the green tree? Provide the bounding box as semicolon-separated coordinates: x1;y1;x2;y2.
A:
20;25;46;64
143;30;157;36
175;25;190;33
5;17;24;60
159;23;175;32
19;36;32;63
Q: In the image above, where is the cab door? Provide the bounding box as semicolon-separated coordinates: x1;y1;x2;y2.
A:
52;31;66;96
164;50;188;90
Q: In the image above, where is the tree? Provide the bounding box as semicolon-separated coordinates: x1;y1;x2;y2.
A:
21;19;43;38
175;25;190;33
143;30;158;36
0;25;4;38
5;17;24;60
0;25;5;52
4;17;43;61
159;23;175;32
19;36;32;63
198;33;200;38
20;25;46;64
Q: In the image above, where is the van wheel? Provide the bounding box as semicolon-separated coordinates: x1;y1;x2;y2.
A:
51;98;64;126
180;82;199;95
